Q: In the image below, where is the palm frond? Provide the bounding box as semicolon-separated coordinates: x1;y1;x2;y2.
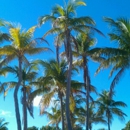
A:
112;101;127;107
38;15;56;26
70;16;95;26
52;4;65;16
9;27;21;46
43;28;62;38
0;66;18;76
24;47;51;55
40;91;56;115
0;32;10;42
109;68;125;98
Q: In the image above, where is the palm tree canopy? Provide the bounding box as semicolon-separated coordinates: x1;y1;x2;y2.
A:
96;90;127;124
92;18;130;97
0;25;49;66
38;0;103;53
30;59;83;114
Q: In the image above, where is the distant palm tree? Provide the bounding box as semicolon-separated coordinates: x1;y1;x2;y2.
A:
38;0;101;129
73;100;106;130
0;25;49;130
0;118;8;130
40;125;60;130
96;90;127;130
27;126;38;130
43;106;61;130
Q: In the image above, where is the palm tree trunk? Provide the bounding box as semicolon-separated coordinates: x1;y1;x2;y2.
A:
59;92;65;130
56;44;59;65
83;57;90;130
65;30;73;130
14;57;22;130
66;50;73;130
14;83;22;130
56;123;59;130
23;86;27;130
107;114;111;130
90;124;92;130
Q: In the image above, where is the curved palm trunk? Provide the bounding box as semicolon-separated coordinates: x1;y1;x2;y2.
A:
65;30;73;130
83;57;90;130
14;57;22;130
23;85;27;130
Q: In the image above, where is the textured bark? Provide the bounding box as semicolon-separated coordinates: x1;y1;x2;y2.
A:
83;57;90;130
66;53;72;130
14;57;22;130
65;30;73;130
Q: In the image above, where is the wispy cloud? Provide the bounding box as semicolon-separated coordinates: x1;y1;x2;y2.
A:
33;95;42;107
0;110;14;118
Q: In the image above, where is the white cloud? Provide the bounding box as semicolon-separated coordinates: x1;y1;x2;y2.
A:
0;110;14;117
33;95;42;107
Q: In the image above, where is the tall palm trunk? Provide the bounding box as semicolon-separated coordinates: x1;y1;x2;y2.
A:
59;92;65;130
14;57;22;130
83;57;90;130
90;124;92;130
107;111;111;130
56;44;59;65
65;30;73;130
66;52;72;130
23;85;27;130
56;42;64;130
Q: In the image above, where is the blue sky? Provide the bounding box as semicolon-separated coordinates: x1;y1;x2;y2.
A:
0;0;130;130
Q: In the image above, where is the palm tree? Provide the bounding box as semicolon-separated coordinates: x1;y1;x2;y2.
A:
35;59;67;130
21;63;38;130
0;25;49;130
94;17;130;98
88;104;106;130
0;62;39;130
43;106;61;130
27;126;38;130
72;32;104;130
30;59;84;130
73;95;106;130
40;126;59;130
0;118;9;130
39;1;103;129
96;90;127;130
